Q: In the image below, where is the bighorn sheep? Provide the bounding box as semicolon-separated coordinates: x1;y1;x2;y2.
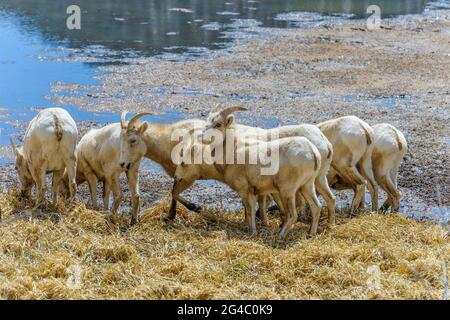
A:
317;116;378;213
113;116;206;219
10;107;78;207
202;106;336;225
65;112;149;224
174;135;322;239
328;123;407;212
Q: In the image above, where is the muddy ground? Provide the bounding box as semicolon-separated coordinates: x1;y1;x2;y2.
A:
2;9;449;223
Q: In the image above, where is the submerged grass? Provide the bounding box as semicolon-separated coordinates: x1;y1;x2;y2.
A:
0;190;448;300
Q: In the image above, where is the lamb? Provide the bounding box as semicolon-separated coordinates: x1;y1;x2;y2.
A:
10;107;78;207
202;106;336;225
317;116;378;213
328;123;407;212
174;135;322;239
65;112;149;224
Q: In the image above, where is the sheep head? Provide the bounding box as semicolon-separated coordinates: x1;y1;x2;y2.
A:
9;137;33;196
119;111;151;171
202;105;247;145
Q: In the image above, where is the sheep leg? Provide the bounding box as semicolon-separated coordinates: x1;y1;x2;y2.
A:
63;155;77;200
110;176;122;216
378;174;401;213
177;197;202;213
358;155;378;212
316;174;336;226
102;180;111;210
167;199;178;221
375;164;402;211
379;197;392;212
389;166;402;212
126;168;140;225
31;165;46;209
272;193;287;228
301;180;322;237
278;193;296;240
86;172;99;209
257;195;269;227
241;193;257;236
295;190;306;221
167;179;196;220
51;169;64;205
337;166;366;214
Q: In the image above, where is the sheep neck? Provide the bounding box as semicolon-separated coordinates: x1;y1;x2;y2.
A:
213;130;237;175
142;123;177;176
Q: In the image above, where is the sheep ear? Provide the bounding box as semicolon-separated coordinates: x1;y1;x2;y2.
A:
138;122;148;135
9;137;19;157
225;114;235;128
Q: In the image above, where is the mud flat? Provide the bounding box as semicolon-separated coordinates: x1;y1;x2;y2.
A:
4;9;450;224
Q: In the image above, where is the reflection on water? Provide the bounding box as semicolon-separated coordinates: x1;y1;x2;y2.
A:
0;0;432;57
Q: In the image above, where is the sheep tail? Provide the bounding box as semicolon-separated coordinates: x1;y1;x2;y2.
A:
391;126;403;151
308;142;320;171
53;114;63;141
327;144;333;160
359;123;373;146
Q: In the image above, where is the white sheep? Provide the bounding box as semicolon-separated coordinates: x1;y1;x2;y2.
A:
113;116;206;219
317;116;378;213
66;112;149;224
328;123;407;212
174;135;322;239
10;108;78;207
203;106;336;225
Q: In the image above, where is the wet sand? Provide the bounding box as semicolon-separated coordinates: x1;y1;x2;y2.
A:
3;9;450;223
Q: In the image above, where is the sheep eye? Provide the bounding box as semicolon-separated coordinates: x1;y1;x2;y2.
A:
214;123;221;128
130;139;137;145
15;166;18;170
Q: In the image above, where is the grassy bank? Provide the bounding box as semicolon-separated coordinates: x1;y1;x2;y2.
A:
0;191;447;299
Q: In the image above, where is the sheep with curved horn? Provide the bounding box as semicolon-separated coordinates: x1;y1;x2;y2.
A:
61;111;151;224
196;107;336;226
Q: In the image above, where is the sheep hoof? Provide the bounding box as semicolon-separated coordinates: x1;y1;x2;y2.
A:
186;203;202;213
163;213;176;222
107;214;119;224
307;231;317;238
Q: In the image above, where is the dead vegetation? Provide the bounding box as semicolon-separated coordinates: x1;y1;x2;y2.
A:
0;191;447;300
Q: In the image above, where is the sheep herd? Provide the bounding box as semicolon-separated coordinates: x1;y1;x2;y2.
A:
9;107;407;240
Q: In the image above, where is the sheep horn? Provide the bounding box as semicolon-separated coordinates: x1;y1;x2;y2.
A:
9;137;18;156
120;111;128;129
220;106;247;118
127;112;152;129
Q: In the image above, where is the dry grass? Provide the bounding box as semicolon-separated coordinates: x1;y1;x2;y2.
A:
0;190;447;300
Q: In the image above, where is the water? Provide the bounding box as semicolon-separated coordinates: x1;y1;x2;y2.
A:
0;1;443;150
